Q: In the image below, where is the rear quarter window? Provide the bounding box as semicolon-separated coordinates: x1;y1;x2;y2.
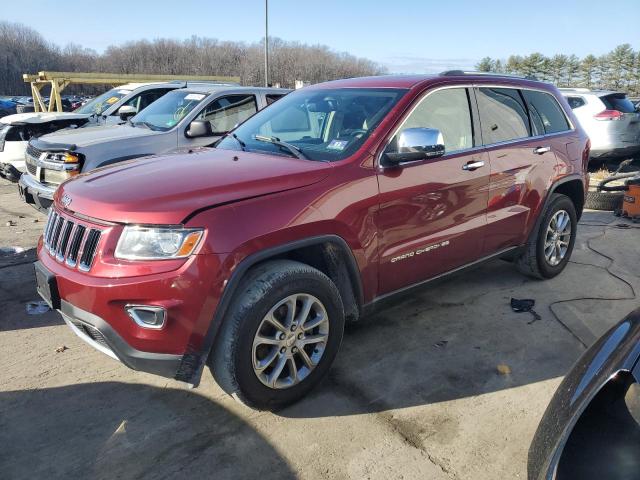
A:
522;90;571;135
566;96;586;110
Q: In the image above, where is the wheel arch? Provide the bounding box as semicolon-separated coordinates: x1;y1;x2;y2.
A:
181;235;363;386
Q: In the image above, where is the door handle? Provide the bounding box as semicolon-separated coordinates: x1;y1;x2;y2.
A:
462;160;485;171
533;146;551;155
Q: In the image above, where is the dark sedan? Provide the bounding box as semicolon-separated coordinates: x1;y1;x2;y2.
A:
529;308;640;479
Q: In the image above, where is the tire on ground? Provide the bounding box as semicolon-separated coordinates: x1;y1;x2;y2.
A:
209;259;345;410
585;190;624;211
516;193;577;279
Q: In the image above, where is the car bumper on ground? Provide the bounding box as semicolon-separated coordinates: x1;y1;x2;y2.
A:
18;173;55;212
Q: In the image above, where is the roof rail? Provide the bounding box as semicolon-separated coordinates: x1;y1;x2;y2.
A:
558;87;590;92
439;70;539;81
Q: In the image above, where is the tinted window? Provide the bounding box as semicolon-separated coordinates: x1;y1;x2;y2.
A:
566;96;586;110
522;90;570;135
266;94;285;105
122;89;169;113
392;88;473;153
197;94;257;134
601;93;636;113
477;87;529;144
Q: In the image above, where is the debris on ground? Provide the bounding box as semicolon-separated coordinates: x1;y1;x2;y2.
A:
433;340;448;348
510;298;542;324
5;220;16;227
0;246;25;256
55;346;68;353
497;364;512;375
26;300;50;315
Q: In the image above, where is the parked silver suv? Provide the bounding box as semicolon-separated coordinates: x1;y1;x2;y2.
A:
560;88;640;162
19;86;289;211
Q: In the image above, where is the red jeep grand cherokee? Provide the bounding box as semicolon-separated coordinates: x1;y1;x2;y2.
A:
35;72;589;410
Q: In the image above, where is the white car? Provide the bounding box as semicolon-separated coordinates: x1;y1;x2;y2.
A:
0;112;89;179
560;88;640;163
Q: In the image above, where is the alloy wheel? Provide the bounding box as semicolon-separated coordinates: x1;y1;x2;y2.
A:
544;210;572;266
252;293;329;389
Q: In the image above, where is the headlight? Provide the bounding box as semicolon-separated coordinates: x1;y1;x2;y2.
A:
48;152;79;163
115;226;203;260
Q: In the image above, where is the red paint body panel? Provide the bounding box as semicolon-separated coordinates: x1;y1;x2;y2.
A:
38;74;589;373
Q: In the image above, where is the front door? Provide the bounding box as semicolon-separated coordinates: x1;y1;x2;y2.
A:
376;87;490;295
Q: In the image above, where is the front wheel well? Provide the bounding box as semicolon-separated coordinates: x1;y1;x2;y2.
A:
245;240;362;323
553;179;585;220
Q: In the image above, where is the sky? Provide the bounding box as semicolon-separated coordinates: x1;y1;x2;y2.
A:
2;0;638;73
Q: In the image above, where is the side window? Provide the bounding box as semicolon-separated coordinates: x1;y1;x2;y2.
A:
476;87;529;144
197;95;257;134
266;94;285;105
566;96;586;110
390;88;474;154
522;90;571;135
122;89;168;113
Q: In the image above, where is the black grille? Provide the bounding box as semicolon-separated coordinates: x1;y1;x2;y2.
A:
43;210;101;271
26;143;43;159
73;321;110;349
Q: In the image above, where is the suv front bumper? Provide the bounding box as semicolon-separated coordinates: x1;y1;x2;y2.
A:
58;298;184;378
18;173;55;212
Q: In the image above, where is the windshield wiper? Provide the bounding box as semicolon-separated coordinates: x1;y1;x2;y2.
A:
254;135;308;160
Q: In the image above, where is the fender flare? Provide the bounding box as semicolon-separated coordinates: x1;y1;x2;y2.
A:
528;174;585;241
178;234;363;385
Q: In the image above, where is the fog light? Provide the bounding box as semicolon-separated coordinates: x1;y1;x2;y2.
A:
125;305;166;329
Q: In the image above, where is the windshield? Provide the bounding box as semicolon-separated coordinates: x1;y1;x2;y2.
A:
74;88;130;115
130;90;206;131
216;88;407;161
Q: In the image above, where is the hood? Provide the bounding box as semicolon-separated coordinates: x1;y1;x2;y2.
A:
1;111;90;125
56;148;333;224
37;124;159;148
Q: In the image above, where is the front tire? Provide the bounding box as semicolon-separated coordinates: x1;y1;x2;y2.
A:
209;260;344;410
516;193;577;279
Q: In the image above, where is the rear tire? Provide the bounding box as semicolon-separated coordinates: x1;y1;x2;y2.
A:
516;193;577;279
209;260;344;410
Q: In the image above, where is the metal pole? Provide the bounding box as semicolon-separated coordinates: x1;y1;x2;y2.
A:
264;0;269;87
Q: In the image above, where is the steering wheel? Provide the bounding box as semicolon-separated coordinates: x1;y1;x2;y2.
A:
346;129;367;138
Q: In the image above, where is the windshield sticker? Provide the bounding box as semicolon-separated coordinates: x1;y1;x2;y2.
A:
117;90;132;95
106;96;120;104
327;139;348;151
184;93;205;101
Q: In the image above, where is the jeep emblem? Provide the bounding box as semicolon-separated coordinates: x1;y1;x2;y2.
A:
61;194;72;208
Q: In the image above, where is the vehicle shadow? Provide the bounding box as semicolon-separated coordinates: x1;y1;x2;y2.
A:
0;382;296;480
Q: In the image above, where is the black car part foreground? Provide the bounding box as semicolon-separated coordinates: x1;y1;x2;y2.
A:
528;308;640;480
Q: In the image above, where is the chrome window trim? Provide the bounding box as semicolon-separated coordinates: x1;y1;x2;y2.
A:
376;83;575;170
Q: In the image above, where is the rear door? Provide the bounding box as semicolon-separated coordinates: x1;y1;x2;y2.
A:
376;87;490;295
477;87;568;255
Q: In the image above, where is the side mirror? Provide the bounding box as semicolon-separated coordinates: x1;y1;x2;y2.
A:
185;120;213;138
118;105;137;121
383;127;445;165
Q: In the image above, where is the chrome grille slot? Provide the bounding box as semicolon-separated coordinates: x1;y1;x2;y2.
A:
42;209;102;272
66;225;85;266
79;229;101;271
56;221;74;260
49;216;65;254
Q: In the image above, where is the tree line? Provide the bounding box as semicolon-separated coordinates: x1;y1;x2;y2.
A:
476;44;640;95
0;21;386;95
